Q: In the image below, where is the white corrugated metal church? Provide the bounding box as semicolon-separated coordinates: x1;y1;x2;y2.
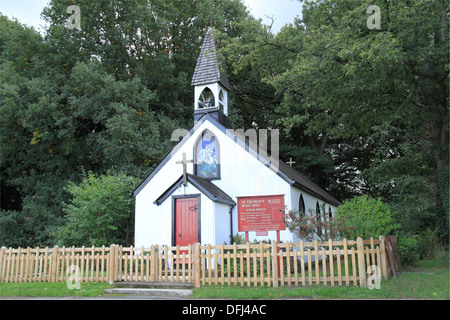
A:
133;28;340;248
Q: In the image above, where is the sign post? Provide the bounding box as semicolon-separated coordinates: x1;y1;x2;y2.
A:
237;195;286;278
237;194;286;235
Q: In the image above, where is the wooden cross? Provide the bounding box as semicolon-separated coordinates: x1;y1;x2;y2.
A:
176;152;193;186
287;157;296;167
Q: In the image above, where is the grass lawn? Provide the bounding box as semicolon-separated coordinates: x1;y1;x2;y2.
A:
0;281;115;298
0;258;448;299
192;258;450;300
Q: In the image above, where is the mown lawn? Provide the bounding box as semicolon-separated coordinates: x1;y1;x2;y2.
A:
0;258;448;299
0;281;114;297
192;258;449;300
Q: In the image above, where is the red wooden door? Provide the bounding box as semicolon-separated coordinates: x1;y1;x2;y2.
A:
175;198;199;247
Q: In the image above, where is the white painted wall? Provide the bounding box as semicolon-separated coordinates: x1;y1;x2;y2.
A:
135;118;338;248
214;202;233;245
289;185;339;243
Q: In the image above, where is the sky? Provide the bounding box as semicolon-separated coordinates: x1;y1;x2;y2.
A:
243;0;302;32
0;0;302;34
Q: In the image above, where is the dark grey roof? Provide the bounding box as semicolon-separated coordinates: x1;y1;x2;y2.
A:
154;174;236;206
278;162;341;206
191;28;231;90
231;129;341;207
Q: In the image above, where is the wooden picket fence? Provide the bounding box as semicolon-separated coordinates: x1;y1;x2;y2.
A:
0;246;111;284
0;237;391;288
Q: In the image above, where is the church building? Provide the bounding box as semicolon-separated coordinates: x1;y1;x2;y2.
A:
133;28;340;248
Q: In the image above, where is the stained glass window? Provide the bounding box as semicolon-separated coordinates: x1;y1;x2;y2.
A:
316;201;322;236
195;131;220;179
299;194;306;218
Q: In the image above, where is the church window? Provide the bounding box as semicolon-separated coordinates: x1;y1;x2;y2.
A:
198;88;215;108
316;201;322;236
299;194;306;218
195;130;220;179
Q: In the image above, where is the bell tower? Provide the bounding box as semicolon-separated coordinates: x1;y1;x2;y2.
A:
191;28;230;125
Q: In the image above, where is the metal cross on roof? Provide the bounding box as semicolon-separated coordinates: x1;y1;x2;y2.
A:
176;153;194;186
287;157;296;167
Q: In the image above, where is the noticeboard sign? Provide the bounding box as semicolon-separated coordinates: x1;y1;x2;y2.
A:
237;195;286;232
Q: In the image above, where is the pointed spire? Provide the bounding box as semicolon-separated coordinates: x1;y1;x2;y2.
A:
191;28;231;90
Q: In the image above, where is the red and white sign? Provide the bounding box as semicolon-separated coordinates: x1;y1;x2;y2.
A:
237;195;286;232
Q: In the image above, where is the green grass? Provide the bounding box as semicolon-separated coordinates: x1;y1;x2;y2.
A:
0;258;448;299
0;281;114;297
192;258;450;300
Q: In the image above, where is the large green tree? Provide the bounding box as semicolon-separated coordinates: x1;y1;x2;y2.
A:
0;0;251;247
286;0;449;242
218;0;449;242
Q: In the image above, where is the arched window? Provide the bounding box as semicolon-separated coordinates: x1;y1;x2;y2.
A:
299;194;306;218
194;130;220;179
315;201;322;236
328;206;332;220
198;87;215;108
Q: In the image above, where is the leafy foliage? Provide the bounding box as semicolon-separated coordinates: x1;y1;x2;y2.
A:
0;0;250;247
334;195;400;239
54;171;139;247
219;0;448;248
0;0;448;252
283;206;351;241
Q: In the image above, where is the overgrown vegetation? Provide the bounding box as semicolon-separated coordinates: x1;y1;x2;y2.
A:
54;171;139;247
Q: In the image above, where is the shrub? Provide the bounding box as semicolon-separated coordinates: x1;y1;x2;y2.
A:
54;171;139;247
334;195;400;239
397;235;420;267
283;206;351;241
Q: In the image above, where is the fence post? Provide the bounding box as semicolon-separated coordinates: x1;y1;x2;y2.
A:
271;241;279;288
149;245;154;282
154;245;160;282
379;236;388;279
193;243;201;288
25;247;31;283
0;247;5;282
150;245;159;282
108;244;116;283
114;245;121;282
356;237;366;288
107;245;112;283
50;246;58;283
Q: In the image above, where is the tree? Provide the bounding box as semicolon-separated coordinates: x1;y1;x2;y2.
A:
54;171;139;247
41;0;250;125
219;0;449;244
1;0;251;247
275;0;449;242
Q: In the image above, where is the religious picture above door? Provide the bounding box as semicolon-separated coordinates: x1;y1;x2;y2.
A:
195;130;219;179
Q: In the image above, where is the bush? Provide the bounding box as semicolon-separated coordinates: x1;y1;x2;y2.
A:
54;171;139;247
397;235;420;267
334;195;400;239
416;229;438;259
